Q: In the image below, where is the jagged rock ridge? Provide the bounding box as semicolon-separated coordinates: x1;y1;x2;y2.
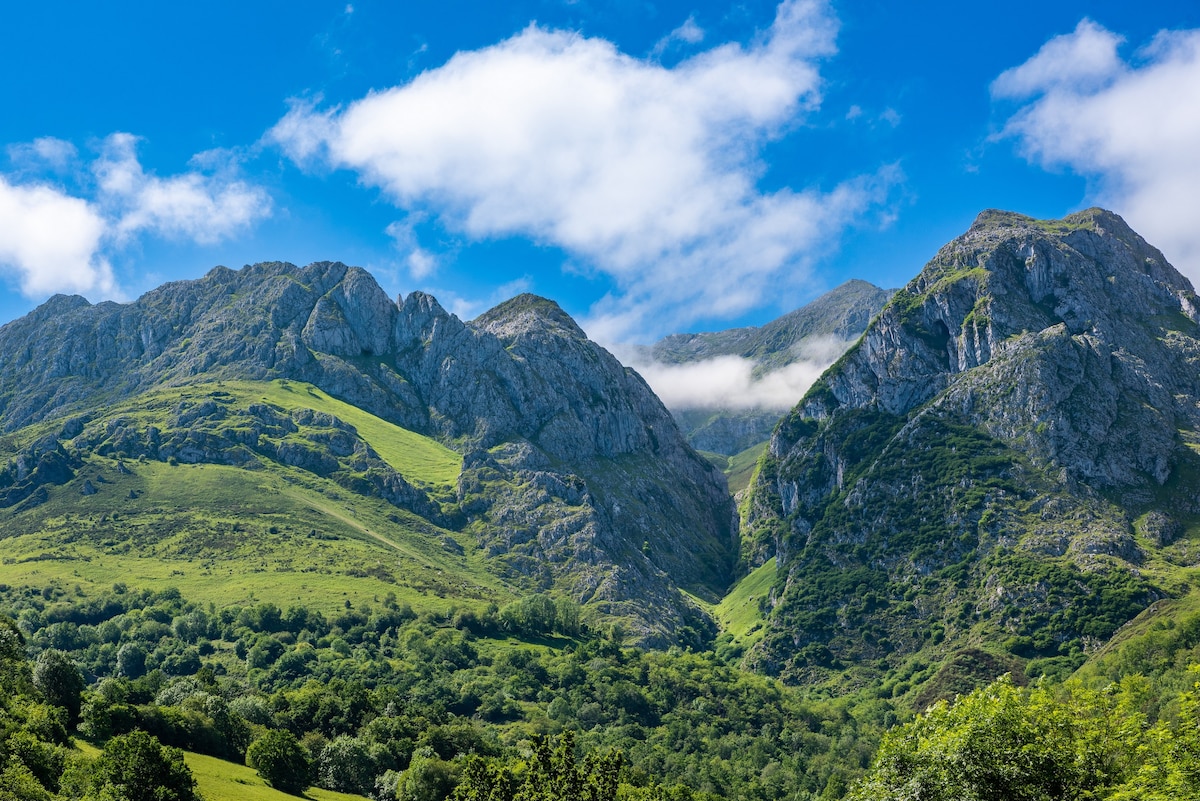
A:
0;263;738;644
743;208;1200;686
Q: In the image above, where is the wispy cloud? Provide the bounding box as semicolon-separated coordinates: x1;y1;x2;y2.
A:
651;15;705;57
6;137;79;173
0;134;272;299
270;0;897;341
620;335;851;410
994;19;1200;282
385;217;439;279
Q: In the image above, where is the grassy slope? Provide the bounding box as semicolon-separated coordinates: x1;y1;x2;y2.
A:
725;442;767;495
217;379;461;488
75;741;367;801
714;560;775;647
0;380;513;615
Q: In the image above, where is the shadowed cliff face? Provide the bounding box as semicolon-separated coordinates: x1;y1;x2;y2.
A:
0;262;737;645
743;209;1200;686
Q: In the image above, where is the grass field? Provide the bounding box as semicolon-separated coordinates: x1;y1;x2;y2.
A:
74;740;368;801
0;455;511;616
725;442;767;494
714;559;776;646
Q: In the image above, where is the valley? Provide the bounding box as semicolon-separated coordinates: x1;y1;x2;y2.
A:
1;209;1199;800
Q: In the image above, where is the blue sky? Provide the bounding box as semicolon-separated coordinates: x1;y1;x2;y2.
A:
2;0;1199;346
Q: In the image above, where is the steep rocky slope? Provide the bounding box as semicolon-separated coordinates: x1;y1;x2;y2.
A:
646;280;893;455
742;209;1200;688
0;263;737;644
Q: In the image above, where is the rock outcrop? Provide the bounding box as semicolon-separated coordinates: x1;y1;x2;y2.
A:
743;209;1200;685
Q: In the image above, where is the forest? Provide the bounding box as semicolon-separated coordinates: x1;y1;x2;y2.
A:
1;580;1199;800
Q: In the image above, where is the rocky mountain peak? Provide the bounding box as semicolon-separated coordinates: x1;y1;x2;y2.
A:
742;209;1200;685
474;293;586;343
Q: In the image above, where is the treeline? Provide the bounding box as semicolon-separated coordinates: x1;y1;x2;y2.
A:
2;582;887;800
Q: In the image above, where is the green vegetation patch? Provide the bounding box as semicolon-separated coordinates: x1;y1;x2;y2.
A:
185;379;462;488
714;559;776;646
0;458;509;617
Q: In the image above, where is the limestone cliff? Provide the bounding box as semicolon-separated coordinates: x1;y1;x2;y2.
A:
743;209;1200;686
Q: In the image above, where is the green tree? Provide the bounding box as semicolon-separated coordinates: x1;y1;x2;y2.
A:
88;730;199;801
0;758;51;801
32;649;85;724
395;746;458;801
246;729;312;795
318;734;376;794
847;675;1118;801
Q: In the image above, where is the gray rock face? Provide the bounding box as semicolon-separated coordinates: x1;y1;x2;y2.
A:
782;209;1200;491
743;209;1200;683
0;265;737;644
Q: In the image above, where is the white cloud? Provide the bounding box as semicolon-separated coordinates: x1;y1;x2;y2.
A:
994;20;1200;282
0;176;115;296
270;0;897;340
95;133;272;244
623;335;851;410
992;20;1125;99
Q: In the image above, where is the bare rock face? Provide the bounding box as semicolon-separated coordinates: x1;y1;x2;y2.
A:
743;209;1200;685
0;263;736;645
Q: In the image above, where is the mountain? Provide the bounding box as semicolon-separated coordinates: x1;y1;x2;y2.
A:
0;262;737;645
740;209;1200;692
644;280;894;456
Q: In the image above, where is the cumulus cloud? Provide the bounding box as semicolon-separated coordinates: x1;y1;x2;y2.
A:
0;176;115;296
994;20;1200;281
624;335;851;410
270;0;897;340
95;133;272;244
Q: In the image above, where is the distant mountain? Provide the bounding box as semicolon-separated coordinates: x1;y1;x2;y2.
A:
643;280;894;456
0;262;737;644
741;209;1200;693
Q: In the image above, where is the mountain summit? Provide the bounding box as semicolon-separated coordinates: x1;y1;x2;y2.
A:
742;209;1200;688
0;262;737;644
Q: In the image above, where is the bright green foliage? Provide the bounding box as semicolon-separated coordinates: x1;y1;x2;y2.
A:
0;758;51;801
247;729;312;795
1105;667;1200;800
452;731;622;801
849;671;1200;801
87;730;200;801
387;746;459;801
